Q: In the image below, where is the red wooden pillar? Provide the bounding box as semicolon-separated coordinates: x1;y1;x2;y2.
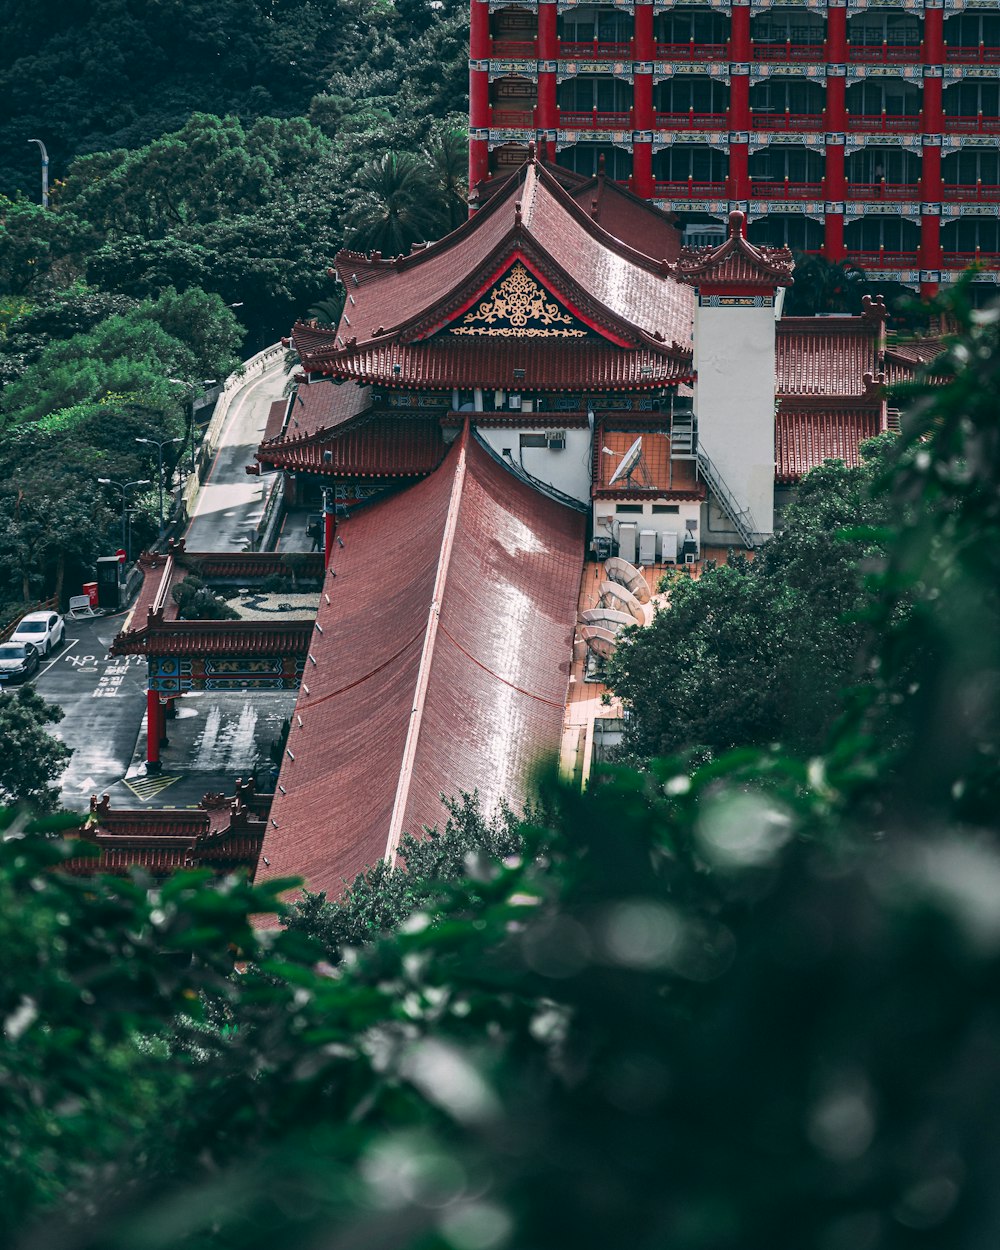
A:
634;2;654;62
537;2;558;159
730;4;751;63
922;77;943;134
924;7;944;64
825;142;846;199
826;76;846;132
825;213;846;261
470;0;491;189
827;5;847;63
146;688;161;772
729;141;750;200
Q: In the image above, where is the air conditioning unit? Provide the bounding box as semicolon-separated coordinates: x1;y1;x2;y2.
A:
547;430;566;450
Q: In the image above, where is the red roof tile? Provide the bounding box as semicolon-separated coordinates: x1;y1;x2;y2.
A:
566;174;682;263
263;398;288;444
776;319;881;398
277;381;373;442
775;403;883;483
595;428;704;498
677;211;793;289
255;429;585;900
111;618;314;658
256;415;447;476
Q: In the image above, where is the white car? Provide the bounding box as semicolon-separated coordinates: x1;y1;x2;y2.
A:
9;610;65;656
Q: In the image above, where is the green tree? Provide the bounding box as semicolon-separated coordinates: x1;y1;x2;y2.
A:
0;687;69;810
0;195;87;295
344;151;446;256
608;439;896;759
785;253;870;316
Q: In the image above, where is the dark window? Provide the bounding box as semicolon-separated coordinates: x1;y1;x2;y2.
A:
615;504;643;514
520;433;547;449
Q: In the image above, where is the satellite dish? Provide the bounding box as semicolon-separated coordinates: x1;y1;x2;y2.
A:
604;556;651;605
580;625;618;660
579;608;635;633
608;436;643;486
599;580;646;624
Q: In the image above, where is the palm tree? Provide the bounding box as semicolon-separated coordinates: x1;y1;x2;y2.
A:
343;153;444;257
423;122;469;232
786;254;869;316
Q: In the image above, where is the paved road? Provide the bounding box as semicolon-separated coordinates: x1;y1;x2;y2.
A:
186;365;289;550
29;613;149;811
32;357;291;812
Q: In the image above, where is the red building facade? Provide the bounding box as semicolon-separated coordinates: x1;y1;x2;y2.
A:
469;0;1000;294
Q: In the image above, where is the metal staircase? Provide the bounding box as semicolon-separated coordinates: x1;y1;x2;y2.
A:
669;409;697;460
695;445;764;550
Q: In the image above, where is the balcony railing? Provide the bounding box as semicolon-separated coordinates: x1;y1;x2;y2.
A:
751;110;825;131
489;107;535;127
846;40;923;63
750;178;824;199
752;40;827;62
558;109;633;129
489;38;537;57
654;111;728;130
943;114;1000;134
942;182;1000;203
845;249;920;267
944;251;1000;267
845;182;921;201
846;112;923;133
944;43;1000;64
558;40;633;60
654;41;730;62
652;179;729;199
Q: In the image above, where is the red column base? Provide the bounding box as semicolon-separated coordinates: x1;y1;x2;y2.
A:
146;689;162;772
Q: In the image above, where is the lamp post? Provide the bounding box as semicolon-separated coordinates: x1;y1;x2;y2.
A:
168;378;218;475
27;138;48;208
97;478;151;560
135;436;182;538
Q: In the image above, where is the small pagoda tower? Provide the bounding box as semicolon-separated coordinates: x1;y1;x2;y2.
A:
676;212;794;543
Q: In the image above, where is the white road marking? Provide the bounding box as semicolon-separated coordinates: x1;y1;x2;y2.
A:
37;637;77;678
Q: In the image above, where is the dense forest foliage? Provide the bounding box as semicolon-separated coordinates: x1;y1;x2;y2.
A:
0;0;470;621
3;291;1000;1248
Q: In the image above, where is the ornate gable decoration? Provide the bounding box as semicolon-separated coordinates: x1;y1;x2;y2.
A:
449;263;588;339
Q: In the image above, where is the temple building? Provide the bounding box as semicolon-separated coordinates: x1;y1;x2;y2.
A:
469;0;1000;295
243;153;906;898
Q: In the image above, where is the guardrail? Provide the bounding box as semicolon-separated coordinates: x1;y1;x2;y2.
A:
179;342;285;520
0;595;59;642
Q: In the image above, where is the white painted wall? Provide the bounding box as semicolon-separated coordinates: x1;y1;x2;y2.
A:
475;424;592;503
593;498;702;562
692;301;776;537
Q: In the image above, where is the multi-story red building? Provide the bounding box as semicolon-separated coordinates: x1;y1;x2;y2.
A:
469;0;1000;295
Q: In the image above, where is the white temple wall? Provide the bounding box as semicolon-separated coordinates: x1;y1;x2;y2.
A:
475;424;592;504
692;300;776;538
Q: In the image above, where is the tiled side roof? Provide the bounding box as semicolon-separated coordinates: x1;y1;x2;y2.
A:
594;428;704;499
883;335;947;387
111;618;314;657
262;398;288;444
776;319;880;398
775;403;884;483
255;430;584;901
278;380;373;442
565;173;682;262
256;416;447;476
299;337;693;391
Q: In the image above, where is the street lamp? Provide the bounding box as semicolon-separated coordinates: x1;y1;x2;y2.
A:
27;138;48;208
97;478;151;561
135;436;183;538
168;378;218;474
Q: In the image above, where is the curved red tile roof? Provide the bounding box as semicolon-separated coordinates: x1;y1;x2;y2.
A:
257;416;446;476
255;430;584;901
297;336;692;391
677;210;793;289
296;160;693;384
275;380;373;442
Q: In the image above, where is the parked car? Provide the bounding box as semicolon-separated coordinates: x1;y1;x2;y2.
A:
0;641;40;684
9;610;65;656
